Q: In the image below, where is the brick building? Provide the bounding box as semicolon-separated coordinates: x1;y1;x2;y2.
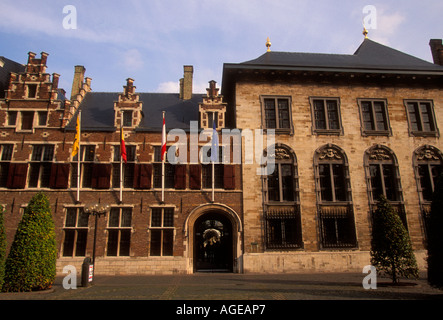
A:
1;34;443;275
0;53;243;275
221;35;443;272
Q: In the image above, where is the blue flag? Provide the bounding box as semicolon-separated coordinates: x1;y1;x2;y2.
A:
211;119;219;163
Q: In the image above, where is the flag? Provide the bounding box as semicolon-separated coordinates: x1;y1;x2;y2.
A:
72;113;80;157
120;126;127;163
211;118;219;163
161;112;166;161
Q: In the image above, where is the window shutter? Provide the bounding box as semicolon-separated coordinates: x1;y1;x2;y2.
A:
223;165;235;190
189;165;201;190
174;164;186;189
91;163;111;189
134;163;152;189
6;163;28;189
49;163;70;189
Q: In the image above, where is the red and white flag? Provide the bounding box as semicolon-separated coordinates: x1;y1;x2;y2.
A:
161;112;166;161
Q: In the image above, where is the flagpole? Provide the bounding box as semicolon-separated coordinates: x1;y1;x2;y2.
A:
161;111;166;203
76;110;81;203
212;161;215;202
120;125;123;203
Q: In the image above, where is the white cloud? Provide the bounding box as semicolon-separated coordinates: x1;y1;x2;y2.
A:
156;81;179;93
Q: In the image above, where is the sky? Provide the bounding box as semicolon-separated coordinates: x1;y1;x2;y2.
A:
1;0;442;97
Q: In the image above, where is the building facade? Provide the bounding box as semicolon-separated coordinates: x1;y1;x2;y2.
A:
222;36;443;273
0;53;243;275
1;36;443;275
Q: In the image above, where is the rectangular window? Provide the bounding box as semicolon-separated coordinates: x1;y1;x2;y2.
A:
122;110;133;127
37;111;48;126
153;146;175;188
150;207;174;256
0;144;13;187
265;208;302;250
358;99;390;135
112;145;136;188
7;111;17;126
319;207;357;248
27;84;37;98
369;164;398;202
28;144;54;188
310;98;342;134
418;164;442;202
20;111;34;130
261;96;292;132
63;207;89;257
405;100;438;136
266;163;295;202
107;207;132;256
71;145;95;188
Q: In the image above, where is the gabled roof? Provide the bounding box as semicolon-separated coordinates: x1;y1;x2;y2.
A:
0;56;26;98
66;92;202;132
227;38;443;75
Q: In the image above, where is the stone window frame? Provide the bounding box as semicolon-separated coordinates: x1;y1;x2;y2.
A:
364;144;407;228
313;144;358;249
148;205;176;257
309;97;343;136
0;144;14;188
62;206;89;257
106;205;133;257
412;145;443;241
260;95;294;134
262;143;303;250
6;109;49;132
357;98;392;136
28;144;55;188
112;143;137;189
404;99;439;137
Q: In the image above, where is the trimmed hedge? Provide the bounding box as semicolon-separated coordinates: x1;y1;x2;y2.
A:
370;195;419;284
2;192;57;292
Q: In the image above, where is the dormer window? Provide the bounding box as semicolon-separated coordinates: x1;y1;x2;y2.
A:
27;84;37;98
208;111;218;129
122;110;133;127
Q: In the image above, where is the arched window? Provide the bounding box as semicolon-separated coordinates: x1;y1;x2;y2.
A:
314;144;357;249
263;144;302;250
364;145;406;227
413;145;443;238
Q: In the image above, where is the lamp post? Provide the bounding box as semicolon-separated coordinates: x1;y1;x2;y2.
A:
84;203;110;280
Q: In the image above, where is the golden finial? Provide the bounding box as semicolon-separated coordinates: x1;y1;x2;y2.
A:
266;37;271;52
363;26;369;39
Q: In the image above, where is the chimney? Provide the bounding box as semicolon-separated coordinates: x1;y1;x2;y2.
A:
429;39;443;66
71;65;86;100
183;65;193;100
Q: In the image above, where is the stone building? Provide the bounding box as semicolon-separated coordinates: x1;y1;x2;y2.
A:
0;52;243;275
1;34;443;275
221;35;443;273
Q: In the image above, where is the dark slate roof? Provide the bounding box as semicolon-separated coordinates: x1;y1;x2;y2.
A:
66;92;202;132
228;39;443;75
0;56;25;98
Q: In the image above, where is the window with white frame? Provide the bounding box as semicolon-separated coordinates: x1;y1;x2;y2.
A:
149;207;174;256
107;207;132;256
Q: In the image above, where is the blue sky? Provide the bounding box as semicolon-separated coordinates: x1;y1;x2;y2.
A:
1;0;442;96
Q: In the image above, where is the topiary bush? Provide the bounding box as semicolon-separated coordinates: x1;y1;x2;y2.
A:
2;192;57;292
0;205;6;290
370;195;419;284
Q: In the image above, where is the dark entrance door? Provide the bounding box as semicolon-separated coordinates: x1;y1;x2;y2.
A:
194;212;233;272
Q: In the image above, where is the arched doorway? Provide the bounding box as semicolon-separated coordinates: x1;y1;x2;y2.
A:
194;212;233;272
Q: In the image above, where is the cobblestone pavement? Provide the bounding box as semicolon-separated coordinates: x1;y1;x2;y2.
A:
1;272;442;301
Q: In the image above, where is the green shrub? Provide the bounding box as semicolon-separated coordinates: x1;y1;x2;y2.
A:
370;195;419;284
427;174;443;289
2;192;57;292
0;205;6;290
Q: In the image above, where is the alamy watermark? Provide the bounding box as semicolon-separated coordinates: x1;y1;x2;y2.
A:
62;5;77;30
362;265;377;290
363;5;377;30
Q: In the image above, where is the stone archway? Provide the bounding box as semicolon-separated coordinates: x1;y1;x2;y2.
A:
184;203;243;273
